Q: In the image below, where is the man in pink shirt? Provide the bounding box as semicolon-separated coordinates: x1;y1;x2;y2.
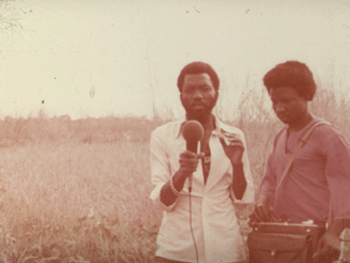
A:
250;61;350;262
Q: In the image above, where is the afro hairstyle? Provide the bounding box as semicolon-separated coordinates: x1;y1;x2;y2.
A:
263;61;317;101
177;61;220;92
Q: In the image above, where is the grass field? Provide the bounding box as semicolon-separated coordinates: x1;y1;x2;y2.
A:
0;88;349;262
0;141;164;262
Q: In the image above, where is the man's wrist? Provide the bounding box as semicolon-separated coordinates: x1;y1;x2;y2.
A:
175;169;188;182
231;160;243;167
327;219;350;236
169;177;180;196
172;170;187;191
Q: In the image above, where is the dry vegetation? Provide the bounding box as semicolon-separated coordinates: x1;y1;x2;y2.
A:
0;141;161;262
0;88;349;262
0;117;163;262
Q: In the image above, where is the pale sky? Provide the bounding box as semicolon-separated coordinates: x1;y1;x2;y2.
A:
1;0;350;119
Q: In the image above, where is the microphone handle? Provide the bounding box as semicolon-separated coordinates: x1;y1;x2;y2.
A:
186;140;198;153
188;174;193;192
186;140;199;192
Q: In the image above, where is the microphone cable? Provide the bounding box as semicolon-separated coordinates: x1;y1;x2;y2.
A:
188;184;199;263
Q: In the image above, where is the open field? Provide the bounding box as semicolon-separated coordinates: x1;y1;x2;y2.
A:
0;88;349;262
0;141;163;262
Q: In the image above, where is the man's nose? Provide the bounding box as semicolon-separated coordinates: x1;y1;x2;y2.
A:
193;89;203;99
274;103;285;112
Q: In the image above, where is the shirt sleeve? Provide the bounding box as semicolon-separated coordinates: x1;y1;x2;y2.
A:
149;127;178;211
322;129;350;220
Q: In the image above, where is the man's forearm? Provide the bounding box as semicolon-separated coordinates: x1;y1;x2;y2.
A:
327;219;350;236
231;162;247;200
160;171;187;206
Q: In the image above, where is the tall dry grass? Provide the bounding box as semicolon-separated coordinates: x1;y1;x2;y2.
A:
0;87;349;262
0;142;161;262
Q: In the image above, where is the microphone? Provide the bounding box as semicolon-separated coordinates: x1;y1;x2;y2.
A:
182;120;204;192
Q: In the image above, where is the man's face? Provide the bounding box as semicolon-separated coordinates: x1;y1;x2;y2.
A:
269;86;308;125
180;73;218;121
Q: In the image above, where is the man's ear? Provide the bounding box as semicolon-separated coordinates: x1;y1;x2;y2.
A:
306;94;313;101
214;90;219;103
180;92;184;107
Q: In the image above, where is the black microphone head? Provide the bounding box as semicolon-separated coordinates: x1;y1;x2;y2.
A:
183;120;204;148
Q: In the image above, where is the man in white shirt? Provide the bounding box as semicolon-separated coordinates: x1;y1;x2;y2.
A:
150;61;255;263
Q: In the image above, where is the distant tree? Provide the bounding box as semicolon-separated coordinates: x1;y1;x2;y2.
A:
0;0;27;32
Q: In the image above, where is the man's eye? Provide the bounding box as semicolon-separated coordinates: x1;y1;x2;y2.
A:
182;87;195;93
200;85;212;92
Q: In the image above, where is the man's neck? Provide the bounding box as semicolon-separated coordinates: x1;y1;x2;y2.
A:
288;112;313;132
201;114;215;132
187;113;215;132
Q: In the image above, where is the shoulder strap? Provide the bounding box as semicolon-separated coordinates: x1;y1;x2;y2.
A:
275;121;329;194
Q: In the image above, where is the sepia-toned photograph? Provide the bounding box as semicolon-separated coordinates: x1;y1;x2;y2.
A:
1;0;350;262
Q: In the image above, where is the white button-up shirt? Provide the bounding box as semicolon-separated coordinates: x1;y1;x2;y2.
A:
150;117;254;263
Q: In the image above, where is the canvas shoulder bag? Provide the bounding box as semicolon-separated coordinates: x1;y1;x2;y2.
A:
248;121;331;263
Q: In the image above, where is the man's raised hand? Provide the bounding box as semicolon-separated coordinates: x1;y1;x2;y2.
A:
219;135;244;165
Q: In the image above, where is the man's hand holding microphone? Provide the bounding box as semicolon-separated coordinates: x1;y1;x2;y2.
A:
160;121;204;206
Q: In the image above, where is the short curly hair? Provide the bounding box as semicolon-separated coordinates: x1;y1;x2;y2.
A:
263;61;317;101
177;61;220;92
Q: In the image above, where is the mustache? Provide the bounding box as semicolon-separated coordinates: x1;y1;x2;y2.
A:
190;102;206;107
